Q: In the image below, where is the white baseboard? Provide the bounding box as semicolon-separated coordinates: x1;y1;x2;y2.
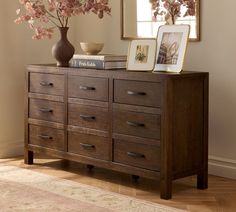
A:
209;156;236;180
0;141;23;158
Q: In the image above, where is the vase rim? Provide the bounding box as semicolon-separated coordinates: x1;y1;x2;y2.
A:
58;26;69;29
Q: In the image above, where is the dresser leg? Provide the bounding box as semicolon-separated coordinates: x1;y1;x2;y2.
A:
87;165;94;171
24;150;34;165
132;175;140;182
197;170;208;189
160;179;172;200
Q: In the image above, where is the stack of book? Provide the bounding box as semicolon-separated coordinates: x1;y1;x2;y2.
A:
70;54;127;70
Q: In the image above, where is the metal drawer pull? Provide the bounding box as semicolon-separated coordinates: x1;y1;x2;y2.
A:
39;108;53;113
127;152;145;158
38;135;53;140
80;86;96;91
127;91;146;96
80;143;95;149
126;121;145;127
80;115;96;121
40;81;54;87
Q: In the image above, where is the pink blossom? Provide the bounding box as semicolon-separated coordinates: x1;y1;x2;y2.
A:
15;0;111;39
150;0;196;24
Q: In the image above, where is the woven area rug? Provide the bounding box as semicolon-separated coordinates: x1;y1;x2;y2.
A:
0;165;185;212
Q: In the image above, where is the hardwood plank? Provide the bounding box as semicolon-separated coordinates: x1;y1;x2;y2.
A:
112;133;160;145
29;93;64;102
68;98;109;108
29;72;64;96
2;157;236;212
113;109;161;140
68;125;108;138
68;131;109;161
114;80;162;108
197;74;209;190
160;78;173;200
28;118;65;130
113;139;161;171
68;75;109;101
113;103;161;114
68;103;109;131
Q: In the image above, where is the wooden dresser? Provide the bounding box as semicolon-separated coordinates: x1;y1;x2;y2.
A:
25;64;209;199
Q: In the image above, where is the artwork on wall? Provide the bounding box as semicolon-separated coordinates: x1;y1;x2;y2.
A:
153;25;190;73
127;40;156;71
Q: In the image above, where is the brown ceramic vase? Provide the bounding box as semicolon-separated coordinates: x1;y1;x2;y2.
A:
52;27;75;67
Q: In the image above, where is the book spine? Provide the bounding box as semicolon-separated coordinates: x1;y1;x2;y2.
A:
73;55;104;60
73;55;127;61
70;59;105;69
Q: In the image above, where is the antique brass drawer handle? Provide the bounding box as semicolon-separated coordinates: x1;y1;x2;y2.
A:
39;108;53;113
127;152;145;158
126;121;145;127
80;143;95;149
127;91;146;96
80;115;96;121
79;86;96;91
40;81;54;87
38;135;53;140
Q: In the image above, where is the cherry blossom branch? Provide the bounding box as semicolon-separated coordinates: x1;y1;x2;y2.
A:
56;10;64;27
47;16;60;27
65;17;69;27
150;0;196;24
15;0;111;39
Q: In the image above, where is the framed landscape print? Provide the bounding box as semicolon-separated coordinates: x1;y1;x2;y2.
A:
153;25;190;73
127;39;156;71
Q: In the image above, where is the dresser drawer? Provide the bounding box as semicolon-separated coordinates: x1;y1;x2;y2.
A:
114;80;161;107
30;73;64;96
68;104;108;131
29;125;64;151
68;131;109;161
68;76;108;101
113;110;161;140
114;140;160;171
29;99;64;123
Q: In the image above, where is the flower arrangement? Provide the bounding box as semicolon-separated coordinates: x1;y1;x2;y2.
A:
15;0;111;39
149;0;196;25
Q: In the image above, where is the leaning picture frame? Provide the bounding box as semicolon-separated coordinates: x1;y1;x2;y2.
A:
127;39;156;71
153;25;190;73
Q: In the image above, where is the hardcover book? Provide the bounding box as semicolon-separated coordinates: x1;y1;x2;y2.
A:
70;59;126;70
72;54;127;62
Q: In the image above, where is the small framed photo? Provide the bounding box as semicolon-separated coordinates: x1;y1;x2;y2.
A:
127;39;156;71
153;25;190;73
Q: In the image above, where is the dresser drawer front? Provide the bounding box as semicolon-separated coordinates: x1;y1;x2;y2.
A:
30;73;64;96
68;76;108;101
113;110;161;140
29;125;64;151
68;104;108;131
29;99;64;123
68;132;109;161
114;140;160;171
114;80;161;107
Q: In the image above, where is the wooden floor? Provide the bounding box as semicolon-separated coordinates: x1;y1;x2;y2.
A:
1;156;236;212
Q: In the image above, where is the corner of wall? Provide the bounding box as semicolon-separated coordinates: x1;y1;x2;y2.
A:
0;141;23;159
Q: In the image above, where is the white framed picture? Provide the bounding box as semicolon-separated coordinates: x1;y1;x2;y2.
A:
127;39;156;71
153;25;190;73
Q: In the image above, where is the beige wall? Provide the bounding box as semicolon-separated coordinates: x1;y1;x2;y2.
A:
75;0;236;178
0;1;76;157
